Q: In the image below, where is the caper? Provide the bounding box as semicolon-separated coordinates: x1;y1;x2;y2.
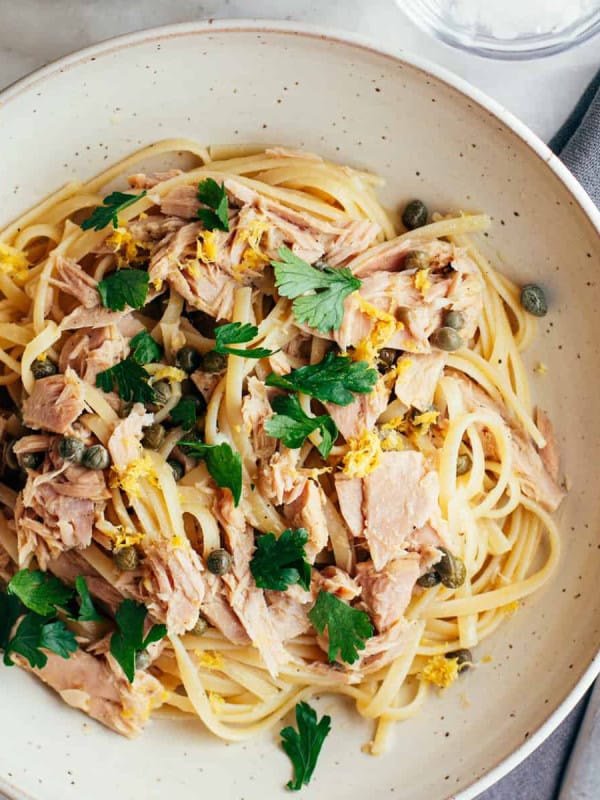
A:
175;346;201;374
206;548;232;576
167;458;185;481
404;250;429;271
436;547;467;589
17;451;43;471
416;571;441;588
443;310;465;331
401;199;428;230
135;649;152;670
58;436;85;463
200;351;227;373
31;359;58;379
520;284;547;317
113;545;140;571
456;453;472;476
81;444;110;470
377;348;397;372
446;648;472;672
152;380;172;406
430;326;463;352
142;423;166;450
2;439;19;471
189;614;208;636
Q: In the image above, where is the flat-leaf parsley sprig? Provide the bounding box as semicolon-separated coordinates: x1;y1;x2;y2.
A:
214;322;274;359
109;599;167;683
266;350;377;406
280;701;332;791
250;528;311;592
308;590;373;665
197;178;230;232
81;190;147;231
264;394;338;458
272;246;361;333
179;440;243;506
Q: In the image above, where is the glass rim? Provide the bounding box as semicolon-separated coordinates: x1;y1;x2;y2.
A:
399;0;600;60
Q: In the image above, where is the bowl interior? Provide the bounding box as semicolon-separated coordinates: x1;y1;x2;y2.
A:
1;24;599;800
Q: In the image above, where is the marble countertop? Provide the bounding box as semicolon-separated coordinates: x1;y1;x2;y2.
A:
0;0;599;142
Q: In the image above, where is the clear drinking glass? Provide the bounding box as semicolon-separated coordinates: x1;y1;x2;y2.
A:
397;0;600;58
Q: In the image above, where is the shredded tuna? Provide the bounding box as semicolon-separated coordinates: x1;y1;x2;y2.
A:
59;325;128;383
326;378;389;441
107;404;154;469
356;556;420;632
53;257;99;308
22;369;85;434
285;480;329;564
394;352;447;411
17;648;165;737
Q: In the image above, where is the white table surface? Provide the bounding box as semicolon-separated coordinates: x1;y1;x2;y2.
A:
0;3;598;800
0;0;599;141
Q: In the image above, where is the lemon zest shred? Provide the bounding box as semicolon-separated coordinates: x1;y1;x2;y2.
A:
196;651;224;670
149;366;187;384
414;268;431;295
342;429;382;478
420;655;460;689
353;296;400;364
534;362;548;375
196;231;219;264
0;242;30;284
110;455;160;499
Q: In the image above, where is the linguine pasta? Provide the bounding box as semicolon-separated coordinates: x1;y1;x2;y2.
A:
0;141;563;764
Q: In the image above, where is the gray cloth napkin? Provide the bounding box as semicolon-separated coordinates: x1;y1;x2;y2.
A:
477;68;600;800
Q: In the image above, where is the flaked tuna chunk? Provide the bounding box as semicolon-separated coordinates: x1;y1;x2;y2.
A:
284;480;329;564
199;572;250;645
126;214;186;243
224;178;380;266
241;376;276;463
313;566;361;602
60;305;130;331
18;648;165;738
326;379;389;441
335;451;445;571
53;257;99;308
17;460;110;569
22;369;85;434
148;222;238;320
214;490;288;677
452;373;564;512
12;434;53;455
47;550;123;614
394;352;447;412
107;404;153;469
535;408;561;483
139;540;205;635
265;583;314;642
0;534;16;582
128;169;182;190
356;556;420;632
349;236;454;278
59;325;128;383
259;448;306;506
159;184;201;218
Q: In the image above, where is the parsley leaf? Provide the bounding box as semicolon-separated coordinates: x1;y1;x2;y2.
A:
308;590;373;664
0;593;21;651
272;246;361;333
130;329;162;365
75;576;103;623
4;613;77;669
97;269;150;312
280;701;332;791
178;441;243;506
7;570;73;617
214;322;273;359
197;178;229;232
170;398;198;431
38;621;79;659
250;528;311;591
264;395;337;458
266;350;377;406
96;358;155;404
81;190;147;231
110;599;167;683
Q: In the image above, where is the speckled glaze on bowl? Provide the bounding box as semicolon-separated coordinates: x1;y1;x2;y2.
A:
0;20;599;800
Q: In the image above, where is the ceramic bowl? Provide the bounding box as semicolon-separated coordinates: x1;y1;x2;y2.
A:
1;20;599;800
